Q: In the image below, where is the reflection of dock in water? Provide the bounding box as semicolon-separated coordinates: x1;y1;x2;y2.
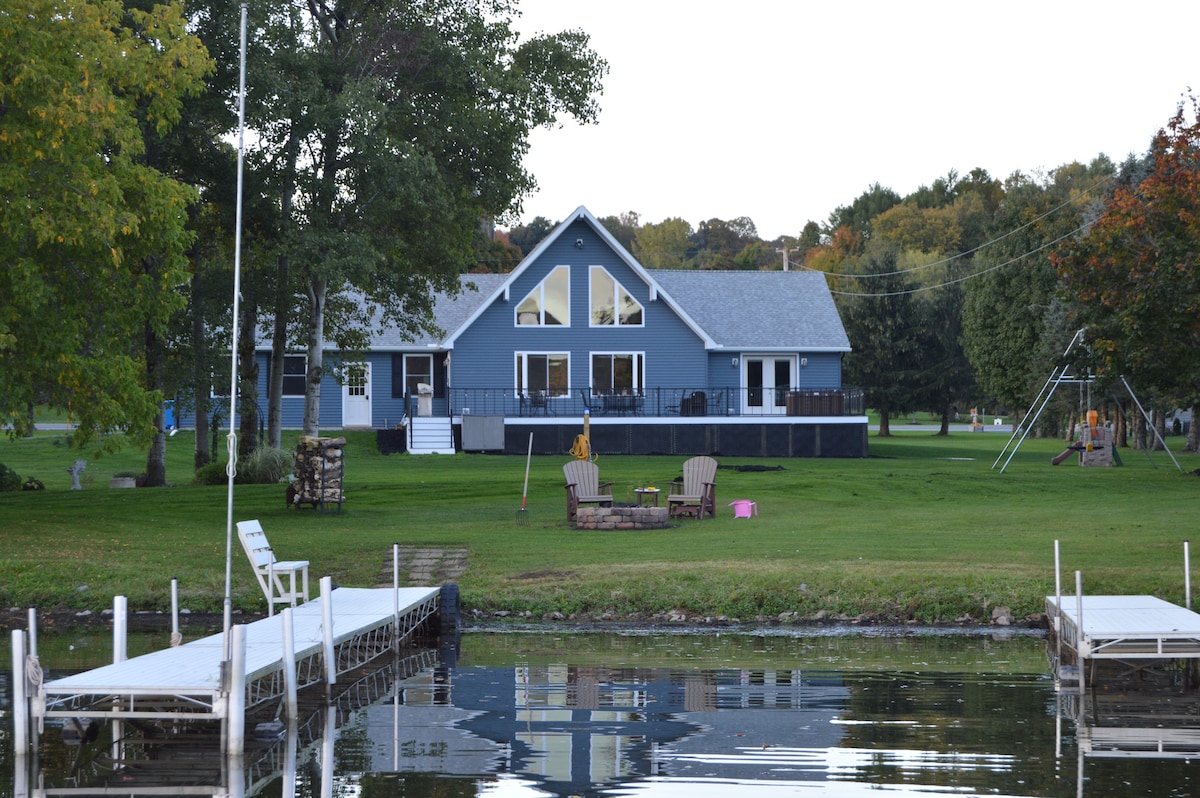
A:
22;647;442;798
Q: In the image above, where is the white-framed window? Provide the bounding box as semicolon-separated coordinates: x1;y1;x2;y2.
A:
589;266;643;326
516;352;569;397
591;353;644;395
516;265;570;326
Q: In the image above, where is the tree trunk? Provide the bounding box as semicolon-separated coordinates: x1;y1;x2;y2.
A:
936;404;950;436
268;124;299;450
1186;405;1200;453
1132;410;1147;451
303;278;327;438
191;268;211;469
1151;409;1165;451
1114;399;1127;448
143;320;168;487
237;293;259;458
877;409;891;437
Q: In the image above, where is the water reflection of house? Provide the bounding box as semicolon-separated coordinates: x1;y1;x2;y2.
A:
362;664;848;797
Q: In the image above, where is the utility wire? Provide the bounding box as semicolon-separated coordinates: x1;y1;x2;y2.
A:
812;173;1114;280
827;221;1093;297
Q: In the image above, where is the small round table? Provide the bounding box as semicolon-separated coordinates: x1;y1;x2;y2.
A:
634;488;661;507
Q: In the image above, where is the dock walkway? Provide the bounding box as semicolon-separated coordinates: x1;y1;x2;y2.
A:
35;585;441;723
1046;594;1200;686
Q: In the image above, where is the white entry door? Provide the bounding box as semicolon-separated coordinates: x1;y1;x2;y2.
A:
743;356;793;415
342;362;372;427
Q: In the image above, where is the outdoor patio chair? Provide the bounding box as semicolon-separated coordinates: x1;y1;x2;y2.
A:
237;519;310;614
667;455;718;519
563;460;614;522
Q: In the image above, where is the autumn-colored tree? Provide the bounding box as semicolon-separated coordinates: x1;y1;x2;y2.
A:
1053;100;1200;451
0;0;211;446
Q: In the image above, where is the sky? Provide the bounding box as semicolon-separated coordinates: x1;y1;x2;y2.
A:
510;1;1200;241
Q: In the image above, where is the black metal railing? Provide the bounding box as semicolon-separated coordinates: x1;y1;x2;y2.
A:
447;387;864;419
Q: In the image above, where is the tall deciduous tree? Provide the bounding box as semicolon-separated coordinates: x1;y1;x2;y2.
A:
0;0;212;447
633;217;693;269
245;0;607;436
1054;100;1200;452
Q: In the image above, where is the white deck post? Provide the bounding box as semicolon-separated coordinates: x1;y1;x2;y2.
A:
27;608;37;660
11;629;28;752
281;607;298;723
1186;540;1192;610
393;543;401;642
113;595;127;664
226;624;247;755
171;578;181;645
321;576;336;687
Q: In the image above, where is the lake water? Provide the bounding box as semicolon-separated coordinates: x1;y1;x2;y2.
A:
3;626;1198;797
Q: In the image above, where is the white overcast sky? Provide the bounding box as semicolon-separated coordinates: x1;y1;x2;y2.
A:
510;1;1200;240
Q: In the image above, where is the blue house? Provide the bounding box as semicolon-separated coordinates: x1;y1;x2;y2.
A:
253;206;867;457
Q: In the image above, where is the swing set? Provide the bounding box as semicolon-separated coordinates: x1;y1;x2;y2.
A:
993;329;1183;473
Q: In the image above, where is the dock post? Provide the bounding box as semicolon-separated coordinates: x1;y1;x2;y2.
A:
113;595;127;664
393;542;401;645
171;578;182;646
1074;571;1085;692
321;576;336;688
281;607;298;722
27;608;37;661
1186;540;1192;611
11;629;28;752
227;624;247;755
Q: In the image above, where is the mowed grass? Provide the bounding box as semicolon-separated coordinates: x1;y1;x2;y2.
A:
0;428;1196;623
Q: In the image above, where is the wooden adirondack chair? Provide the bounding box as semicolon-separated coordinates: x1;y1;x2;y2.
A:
237;519;310;614
563;460;614;522
667;456;718;519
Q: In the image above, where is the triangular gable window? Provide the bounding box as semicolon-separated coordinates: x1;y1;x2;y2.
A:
590;266;643;326
516;265;569;326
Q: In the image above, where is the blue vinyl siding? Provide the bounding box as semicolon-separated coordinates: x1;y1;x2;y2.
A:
450;218;707;399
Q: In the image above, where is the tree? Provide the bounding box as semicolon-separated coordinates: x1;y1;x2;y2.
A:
1053;100;1200;452
964;160;1114;425
833;242;926;435
0;0;212;447
242;0;608;437
598;211;640;252
508;216;556;256
633;217;693;269
828;183;902;235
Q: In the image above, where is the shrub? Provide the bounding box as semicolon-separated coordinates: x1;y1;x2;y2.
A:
194;447;293;486
0;463;21;492
242;446;294;484
22;478;45;491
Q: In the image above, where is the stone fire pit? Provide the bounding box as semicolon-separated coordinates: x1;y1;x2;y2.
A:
574;505;669;530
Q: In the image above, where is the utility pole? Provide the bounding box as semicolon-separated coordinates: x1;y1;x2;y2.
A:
777;246;793;271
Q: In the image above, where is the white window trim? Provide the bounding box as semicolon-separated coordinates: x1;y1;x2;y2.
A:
588;265;645;328
515;265;571;327
588;351;646;394
515;351;571;398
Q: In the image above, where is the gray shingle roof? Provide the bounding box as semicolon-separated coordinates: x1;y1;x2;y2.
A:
649;270;850;352
366;273;508;348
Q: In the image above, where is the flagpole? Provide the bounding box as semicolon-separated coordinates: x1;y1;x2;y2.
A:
224;2;249;658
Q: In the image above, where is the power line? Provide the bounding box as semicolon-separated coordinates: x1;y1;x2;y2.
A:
811;173;1114;280
827;222;1092;298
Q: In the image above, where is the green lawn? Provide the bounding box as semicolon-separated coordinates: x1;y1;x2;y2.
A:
0;428;1195;623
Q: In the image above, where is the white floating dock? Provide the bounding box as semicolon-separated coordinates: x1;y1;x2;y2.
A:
1046;593;1200;685
34;586;441;723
